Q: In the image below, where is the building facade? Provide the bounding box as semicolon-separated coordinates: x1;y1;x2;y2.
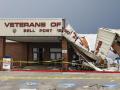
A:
0;18;82;70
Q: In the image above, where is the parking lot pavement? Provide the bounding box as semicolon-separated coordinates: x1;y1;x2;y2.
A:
0;71;120;90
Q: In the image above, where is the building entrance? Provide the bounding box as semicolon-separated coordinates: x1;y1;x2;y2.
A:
33;48;43;64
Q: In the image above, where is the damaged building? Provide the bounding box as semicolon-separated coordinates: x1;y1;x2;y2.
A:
0;18;99;71
94;28;120;71
0;18;119;71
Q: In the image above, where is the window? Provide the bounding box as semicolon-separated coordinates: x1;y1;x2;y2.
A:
33;48;39;61
56;53;62;59
50;48;62;60
33;53;38;61
50;53;56;60
33;48;38;52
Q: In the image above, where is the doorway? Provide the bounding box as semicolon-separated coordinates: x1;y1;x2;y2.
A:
33;48;43;64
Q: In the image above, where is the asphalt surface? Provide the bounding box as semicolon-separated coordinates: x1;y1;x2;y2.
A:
0;71;120;90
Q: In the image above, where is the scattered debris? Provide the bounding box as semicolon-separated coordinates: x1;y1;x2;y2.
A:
102;83;119;88
83;85;89;88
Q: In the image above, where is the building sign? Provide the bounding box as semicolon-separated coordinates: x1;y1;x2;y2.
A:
0;18;64;36
62;50;67;53
2;58;11;70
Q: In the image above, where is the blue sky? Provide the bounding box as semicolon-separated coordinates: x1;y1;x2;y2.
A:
0;0;120;33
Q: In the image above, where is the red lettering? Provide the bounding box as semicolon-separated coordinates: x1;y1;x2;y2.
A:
4;22;10;27
4;22;46;28
10;23;14;27
23;29;35;32
39;29;52;32
51;22;61;27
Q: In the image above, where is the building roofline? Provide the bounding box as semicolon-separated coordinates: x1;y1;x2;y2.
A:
0;18;64;20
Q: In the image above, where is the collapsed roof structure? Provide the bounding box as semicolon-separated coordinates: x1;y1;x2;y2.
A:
95;28;120;59
65;26;120;71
